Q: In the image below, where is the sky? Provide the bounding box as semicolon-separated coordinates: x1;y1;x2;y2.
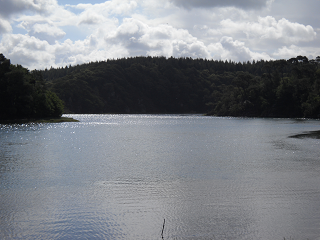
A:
0;0;319;70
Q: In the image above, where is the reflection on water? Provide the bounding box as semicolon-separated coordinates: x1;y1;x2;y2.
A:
1;115;320;239
290;130;320;139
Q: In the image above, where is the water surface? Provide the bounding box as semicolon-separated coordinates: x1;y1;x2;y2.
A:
1;114;320;239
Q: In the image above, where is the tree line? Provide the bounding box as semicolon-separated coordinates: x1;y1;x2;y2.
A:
1;53;319;119
42;56;320;118
0;54;64;120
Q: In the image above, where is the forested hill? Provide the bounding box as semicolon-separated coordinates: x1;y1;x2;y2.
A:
42;56;320;118
0;54;64;120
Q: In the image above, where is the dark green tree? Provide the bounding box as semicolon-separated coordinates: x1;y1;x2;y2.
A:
0;54;64;120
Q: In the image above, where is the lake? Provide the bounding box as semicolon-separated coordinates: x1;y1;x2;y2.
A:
1;114;320;240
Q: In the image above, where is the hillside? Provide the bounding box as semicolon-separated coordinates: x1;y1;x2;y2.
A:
42;56;320;118
0;54;64;120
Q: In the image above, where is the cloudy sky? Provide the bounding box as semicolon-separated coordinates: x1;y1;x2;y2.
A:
0;0;319;70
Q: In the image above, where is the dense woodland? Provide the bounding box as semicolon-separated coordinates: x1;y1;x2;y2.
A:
1;53;320;119
41;55;320;118
0;54;64;120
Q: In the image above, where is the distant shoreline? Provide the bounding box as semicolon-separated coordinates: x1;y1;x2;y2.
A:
0;117;79;124
289;130;320;139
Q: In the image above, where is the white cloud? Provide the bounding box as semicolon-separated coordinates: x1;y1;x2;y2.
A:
15;5;77;27
0;19;12;34
78;10;105;25
220;16;316;44
71;0;138;17
0;0;58;18
273;45;320;60
105;18;210;58
273;45;305;59
0;34;53;68
0;0;319;69
208;36;272;61
29;23;66;44
170;0;273;10
0;30;128;69
12;3;79;44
